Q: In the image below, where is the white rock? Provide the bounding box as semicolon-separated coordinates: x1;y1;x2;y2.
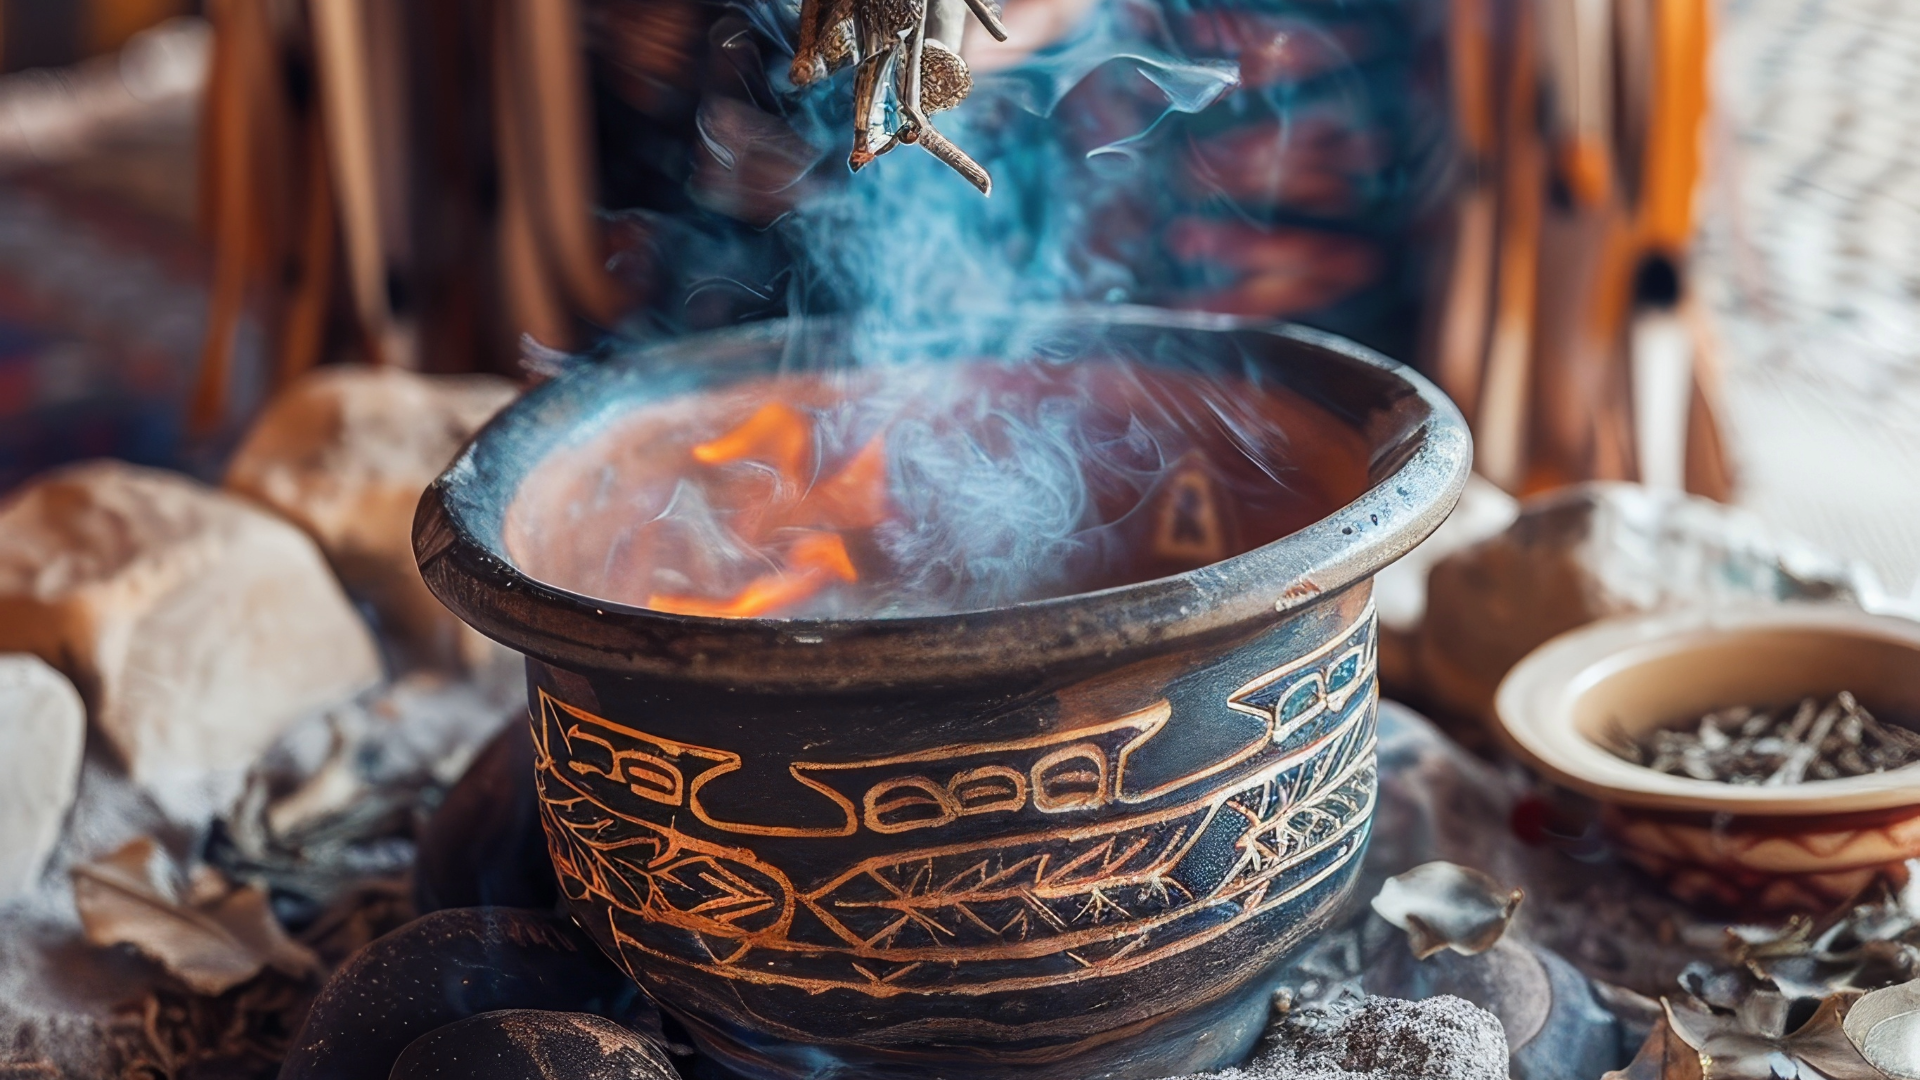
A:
1375;475;1520;634
1414;481;1864;724
0;461;382;796
1376;475;1519;694
0;656;84;901
224;365;517;671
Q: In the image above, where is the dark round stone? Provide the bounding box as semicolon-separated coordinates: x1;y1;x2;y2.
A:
280;908;653;1080
389;1010;676;1080
414;722;558;913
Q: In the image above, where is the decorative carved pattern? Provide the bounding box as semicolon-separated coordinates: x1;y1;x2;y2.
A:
1608;804;1920;914
535;607;1379;997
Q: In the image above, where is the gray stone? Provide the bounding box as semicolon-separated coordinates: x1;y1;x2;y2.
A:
389;1010;676;1080
0;655;84;901
1186;995;1509;1080
0;461;382;804
224;364;517;671
1414;481;1862;725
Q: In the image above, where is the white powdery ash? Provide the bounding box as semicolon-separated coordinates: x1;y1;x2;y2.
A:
1172;995;1510;1080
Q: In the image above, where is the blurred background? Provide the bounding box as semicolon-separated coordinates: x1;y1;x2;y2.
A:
0;0;1914;593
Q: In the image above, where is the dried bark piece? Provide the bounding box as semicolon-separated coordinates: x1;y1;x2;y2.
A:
71;838;321;996
1602;1018;1705;1080
1372;861;1524;960
1663;992;1881;1080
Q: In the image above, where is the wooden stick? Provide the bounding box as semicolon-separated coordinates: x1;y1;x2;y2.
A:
493;0;571;351
277;111;336;386
792;0;830;84
1447;0;1495;160
904;109;990;193
902;4;927;114
1683;310;1735;499
1432;187;1496;419
516;0;621;323
848;50;888;169
191;0;256;434
311;0;395;365
961;0;1008;41
1475;0;1542;492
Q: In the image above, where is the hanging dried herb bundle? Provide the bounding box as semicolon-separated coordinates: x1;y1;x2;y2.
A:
788;0;1008;191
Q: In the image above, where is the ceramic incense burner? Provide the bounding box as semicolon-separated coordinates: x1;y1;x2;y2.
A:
415;309;1469;1080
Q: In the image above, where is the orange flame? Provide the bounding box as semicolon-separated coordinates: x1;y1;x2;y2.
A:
799;435;890;530
655;405;894;619
692;402;813;485
648;530;857;618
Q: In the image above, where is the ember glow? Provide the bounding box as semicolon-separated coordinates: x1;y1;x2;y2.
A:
645;403;879;616
504;357;1368;619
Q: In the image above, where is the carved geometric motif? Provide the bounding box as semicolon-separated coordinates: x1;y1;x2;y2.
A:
536;606;1379;996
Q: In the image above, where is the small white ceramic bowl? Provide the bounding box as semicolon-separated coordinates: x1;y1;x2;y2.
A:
1495;605;1920;913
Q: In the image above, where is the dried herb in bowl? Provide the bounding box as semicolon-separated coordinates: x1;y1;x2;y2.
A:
1608;692;1920;785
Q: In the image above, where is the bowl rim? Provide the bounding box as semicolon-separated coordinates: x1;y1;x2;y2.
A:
413;305;1471;688
1493;604;1920;815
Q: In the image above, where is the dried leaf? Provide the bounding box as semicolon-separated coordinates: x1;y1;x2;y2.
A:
72;838;321;995
1729;915;1818;963
1371;861;1524;960
1725;884;1920;1001
1663;992;1881;1080
1845;978;1920;1079
1604;1018;1706;1080
264;728;365;839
